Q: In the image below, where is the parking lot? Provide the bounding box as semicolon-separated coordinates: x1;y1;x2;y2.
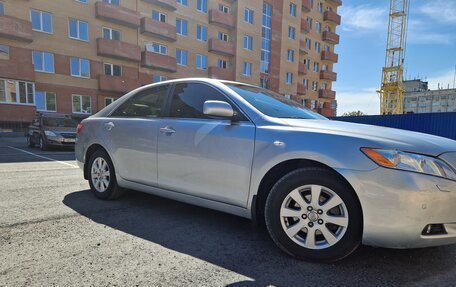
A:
0;136;455;286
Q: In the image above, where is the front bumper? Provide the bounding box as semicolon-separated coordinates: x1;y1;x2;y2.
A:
46;136;76;147
337;167;456;249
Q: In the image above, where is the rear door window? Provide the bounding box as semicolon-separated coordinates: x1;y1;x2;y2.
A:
110;85;168;118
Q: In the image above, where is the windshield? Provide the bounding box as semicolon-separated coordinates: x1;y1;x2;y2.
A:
43;117;78;128
226;84;327;120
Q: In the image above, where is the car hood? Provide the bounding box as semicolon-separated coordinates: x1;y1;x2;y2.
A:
281;119;456;156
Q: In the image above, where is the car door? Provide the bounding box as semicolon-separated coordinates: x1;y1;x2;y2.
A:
104;84;169;186
157;82;255;207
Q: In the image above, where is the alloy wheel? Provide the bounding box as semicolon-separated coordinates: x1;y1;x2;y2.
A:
91;157;111;193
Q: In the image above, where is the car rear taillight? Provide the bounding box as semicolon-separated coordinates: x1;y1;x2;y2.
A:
76;123;84;135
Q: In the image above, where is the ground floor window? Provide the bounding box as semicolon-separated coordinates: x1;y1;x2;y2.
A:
104;97;114;107
0;79;35;105
72;94;91;114
35;91;56;111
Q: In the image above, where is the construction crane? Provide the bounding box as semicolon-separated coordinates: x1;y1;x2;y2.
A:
378;0;410;114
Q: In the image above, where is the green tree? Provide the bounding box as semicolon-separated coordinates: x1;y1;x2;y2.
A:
342;110;366;116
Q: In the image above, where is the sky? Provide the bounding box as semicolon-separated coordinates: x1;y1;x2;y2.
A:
334;0;456;115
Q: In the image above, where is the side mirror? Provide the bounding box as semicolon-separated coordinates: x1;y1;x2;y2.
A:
203;100;234;118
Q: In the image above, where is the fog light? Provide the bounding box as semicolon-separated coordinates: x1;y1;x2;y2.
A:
422;224;447;236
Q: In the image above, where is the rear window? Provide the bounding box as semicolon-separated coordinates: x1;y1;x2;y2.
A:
42;117;78;127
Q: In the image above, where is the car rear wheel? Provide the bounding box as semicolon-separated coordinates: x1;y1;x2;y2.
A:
26;135;35;148
264;167;362;262
88;149;125;200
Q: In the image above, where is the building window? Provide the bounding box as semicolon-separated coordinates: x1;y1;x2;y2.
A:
177;0;188;6
0;45;9;60
242;62;252;76
289;3;297;16
104;63;122;76
260;78;269;89
313;62;319;72
312;81;318;91
146;43;168;55
325;45;331;52
285;72;293;85
316;21;322;33
35;91;56;111
32;51;54;73
304;58;310;70
102;27;121;40
102;0;120;5
287;49;294;62
322;64;327;71
196;24;207;42
69;19;89;41
152;10;166;22
315;41;321;53
305;38;311;50
196;54;207;70
30;9;53;33
303;79;309;88
0;79;35;105
243;35;253;50
70;57;90;78
218;32;229;42
318;2;323;13
75;0;88;4
176;18;188;36
244;8;253;24
152;75;167;83
217;59;227;69
104;97;114;107
288;26;296;39
307;17;313;29
72;95;91;114
260;3;272;74
176;49;188;66
197;0;207;13
0;2;4;15
219;4;229;13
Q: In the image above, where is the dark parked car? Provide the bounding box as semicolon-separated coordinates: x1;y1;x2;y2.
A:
27;113;78;150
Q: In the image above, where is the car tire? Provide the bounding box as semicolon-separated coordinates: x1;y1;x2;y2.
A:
264;167;362;263
27;135;35;148
39;136;48;151
88;149;125;200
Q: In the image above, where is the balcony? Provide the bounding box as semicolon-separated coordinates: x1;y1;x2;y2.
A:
319;102;336;117
0;47;35;81
95;1;141;28
98;75;141;94
326;0;342;7
320;70;337;81
321;51;338;62
300;19;310;33
319;89;336;99
323;10;341;25
299;40;309;53
297;84;307;95
208;39;235;57
140;17;176;42
141;0;176;11
141;51;177;72
302;0;311;12
97;38;141;62
208;67;234;81
322;31;339;44
209;10;235;29
0;15;33;42
298;63;307;75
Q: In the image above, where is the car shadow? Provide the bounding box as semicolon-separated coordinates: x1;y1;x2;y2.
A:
63;190;456;286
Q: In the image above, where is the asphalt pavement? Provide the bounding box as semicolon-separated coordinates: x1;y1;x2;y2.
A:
0;136;455;286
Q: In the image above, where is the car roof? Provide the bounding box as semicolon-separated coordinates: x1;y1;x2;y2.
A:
138;77;258;89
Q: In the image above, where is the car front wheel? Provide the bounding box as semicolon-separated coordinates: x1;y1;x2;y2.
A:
88;149;125;200
265;167;362;262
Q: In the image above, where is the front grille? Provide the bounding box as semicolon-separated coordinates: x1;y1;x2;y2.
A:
60;133;77;138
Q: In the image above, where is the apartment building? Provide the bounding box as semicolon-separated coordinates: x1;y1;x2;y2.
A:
403;80;456;114
0;0;341;130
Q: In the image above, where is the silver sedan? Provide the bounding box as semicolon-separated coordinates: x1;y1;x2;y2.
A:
75;78;456;262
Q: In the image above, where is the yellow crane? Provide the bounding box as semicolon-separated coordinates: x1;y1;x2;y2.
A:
378;0;410;114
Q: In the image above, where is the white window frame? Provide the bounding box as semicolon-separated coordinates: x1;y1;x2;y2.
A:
152;75;167;83
218;32;229;42
289;3;297;17
104;97;114;107
70;57;90;78
103;63;122;76
0;78;35;105
242;62;252;76
217;59;228;69
196;54;207;70
69;18;89;42
243;35;253;51
177;0;188;6
103;0;120;5
219;4;229;13
287;49;294;62
102;27;121;40
72;94;92;114
196;24;207;42
30;9;53;34
75;0;88;3
32;51;55;73
285;72;293;85
35;91;57;112
197;0;208;13
152;10;167;23
176;18;188;36
146;43;168;55
288;26;296;40
176;49;188;66
244;8;253;24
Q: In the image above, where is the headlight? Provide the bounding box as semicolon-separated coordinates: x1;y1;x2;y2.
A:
361;148;456;181
44;130;57;137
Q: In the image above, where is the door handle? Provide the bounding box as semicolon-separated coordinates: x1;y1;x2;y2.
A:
159;126;176;134
105;122;115;131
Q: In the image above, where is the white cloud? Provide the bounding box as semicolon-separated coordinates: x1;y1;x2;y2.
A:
426;69;456;90
339;5;387;31
336;89;380;116
419;0;456;24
